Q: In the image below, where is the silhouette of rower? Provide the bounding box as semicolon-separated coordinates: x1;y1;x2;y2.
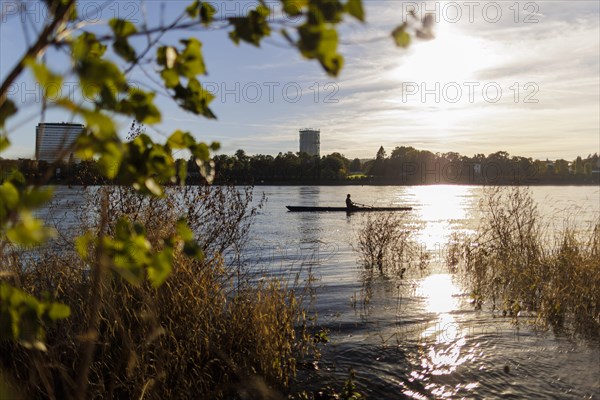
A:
346;194;358;209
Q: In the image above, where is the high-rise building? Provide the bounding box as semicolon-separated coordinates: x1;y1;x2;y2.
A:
299;128;320;157
35;122;84;162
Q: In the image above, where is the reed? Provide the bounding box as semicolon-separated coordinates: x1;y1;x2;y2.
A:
355;212;428;276
455;187;600;337
0;186;317;399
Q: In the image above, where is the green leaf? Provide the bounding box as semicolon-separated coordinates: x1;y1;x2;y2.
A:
97;141;123;179
177;38;207;78
176;219;194;241
109;19;138;62
178;220;203;258
167;130;195;149
346;0;365;22
71;32;107;60
183;240;203;258
161;69;180;88
73;134;95;160
392;25;411;48
25;58;62;99
186;0;201;17
173;78;216;118
110;257;143;285
78;108;117;139
0;283;69;347
229;5;271;46
282;0;307;16
298;23;343;76
7;170;25;185
148;250;173;288
113;39;137;62
77;58;128;99
0;182;19;210
157;46;178;69
115;218;131;239
109;18;137;38
190;142;210;161
309;0;344;23
186;0;215;25
0;100;17;129
176;159;187;184
118;89;161;124
317;28;343;76
6;213;56;246
0;136;9;153
75;232;95;259
47;303;71;320
199;2;216;25
195;158;215;183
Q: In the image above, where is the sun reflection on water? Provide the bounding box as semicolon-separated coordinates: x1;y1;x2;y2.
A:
405;274;478;398
417;273;459;314
405;185;474;251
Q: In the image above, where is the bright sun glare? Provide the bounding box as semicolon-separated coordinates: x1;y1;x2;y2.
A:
387;22;500;137
391;21;495;85
417;273;459;314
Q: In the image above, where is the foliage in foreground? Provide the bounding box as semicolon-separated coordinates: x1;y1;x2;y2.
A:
0;186;316;399
453;187;600;337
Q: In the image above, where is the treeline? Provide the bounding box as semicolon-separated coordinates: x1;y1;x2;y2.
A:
212;147;600;185
1;146;599;185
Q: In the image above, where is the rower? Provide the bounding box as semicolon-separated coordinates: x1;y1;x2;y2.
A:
346;194;358;209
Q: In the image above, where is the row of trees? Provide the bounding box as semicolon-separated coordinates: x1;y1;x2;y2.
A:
2;146;598;185
364;146;600;184
214;149;355;183
213;146;599;184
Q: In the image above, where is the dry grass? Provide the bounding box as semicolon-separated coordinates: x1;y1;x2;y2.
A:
0;186;316;399
455;187;600;337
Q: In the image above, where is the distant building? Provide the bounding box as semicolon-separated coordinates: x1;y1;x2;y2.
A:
35;122;84;162
299;128;320;157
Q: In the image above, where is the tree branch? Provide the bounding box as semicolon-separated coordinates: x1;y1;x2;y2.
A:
0;0;76;107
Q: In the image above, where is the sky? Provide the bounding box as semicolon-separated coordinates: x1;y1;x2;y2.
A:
1;0;599;161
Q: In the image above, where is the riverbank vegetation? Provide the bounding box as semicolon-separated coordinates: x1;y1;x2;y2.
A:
452;187;600;337
1;185;323;398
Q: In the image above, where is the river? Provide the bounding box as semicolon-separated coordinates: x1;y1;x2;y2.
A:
42;185;600;399
247;185;600;399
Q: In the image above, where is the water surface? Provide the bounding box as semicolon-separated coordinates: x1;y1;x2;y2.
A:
246;185;599;399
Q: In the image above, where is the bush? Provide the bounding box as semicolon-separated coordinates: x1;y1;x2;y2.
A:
355;212;427;276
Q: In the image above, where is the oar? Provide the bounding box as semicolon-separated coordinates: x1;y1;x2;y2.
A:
354;202;374;208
